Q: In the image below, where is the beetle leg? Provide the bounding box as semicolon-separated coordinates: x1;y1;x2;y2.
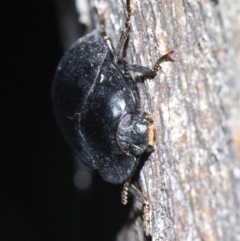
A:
127;50;174;76
121;181;151;236
113;0;134;63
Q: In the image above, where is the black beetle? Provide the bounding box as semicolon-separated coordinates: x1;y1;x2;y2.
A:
53;29;154;184
52;0;173;236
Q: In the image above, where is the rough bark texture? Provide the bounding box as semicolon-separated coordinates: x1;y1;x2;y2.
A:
73;0;240;240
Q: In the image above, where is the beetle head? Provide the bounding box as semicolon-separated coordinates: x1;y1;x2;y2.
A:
117;113;149;156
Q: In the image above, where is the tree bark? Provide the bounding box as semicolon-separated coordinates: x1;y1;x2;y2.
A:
72;0;240;240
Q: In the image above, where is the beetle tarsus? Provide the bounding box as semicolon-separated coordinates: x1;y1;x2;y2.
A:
151;50;175;75
143;201;151;236
121;182;129;205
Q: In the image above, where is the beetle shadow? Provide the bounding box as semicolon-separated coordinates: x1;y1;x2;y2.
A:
78;170;133;241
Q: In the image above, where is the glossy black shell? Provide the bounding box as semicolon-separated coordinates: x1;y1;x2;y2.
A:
52;30;147;184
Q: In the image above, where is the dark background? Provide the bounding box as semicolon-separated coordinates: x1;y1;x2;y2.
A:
1;1;129;240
